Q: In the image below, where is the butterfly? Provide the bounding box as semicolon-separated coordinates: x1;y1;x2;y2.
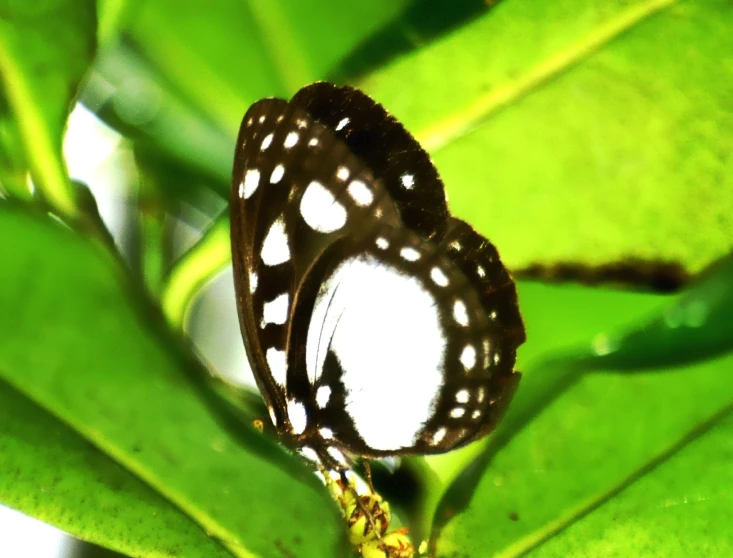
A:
230;82;525;472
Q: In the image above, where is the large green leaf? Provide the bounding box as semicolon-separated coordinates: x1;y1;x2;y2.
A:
125;0;413;128
361;0;733;273
0;379;228;558
0;203;345;557
0;0;96;218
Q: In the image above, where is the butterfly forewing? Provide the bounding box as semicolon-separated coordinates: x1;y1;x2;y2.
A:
231;94;401;434
231;82;525;470
291;83;450;240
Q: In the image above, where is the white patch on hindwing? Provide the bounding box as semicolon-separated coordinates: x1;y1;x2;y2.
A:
306;252;446;451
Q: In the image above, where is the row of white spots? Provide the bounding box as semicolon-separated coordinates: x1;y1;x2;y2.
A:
482;339;491;368
265;347;287;387
284;131;299;148
430;267;449;287
336;166;349;181
347;180;373;207
261;292;289;327
271;164;284;184
261;216;290;266
400;247;420;262
249;271;258;294
239;162;287;202
287;399;307;435
298;442;348;468
299;446;319;463
432;427;446;445
316;385;331;408
300;181;347;233
453;299;469;327
268;406;277;427
460;344;476;370
240;169;260;199
328;446;348;467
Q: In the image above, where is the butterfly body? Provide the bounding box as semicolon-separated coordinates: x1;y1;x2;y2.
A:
231;83;525;471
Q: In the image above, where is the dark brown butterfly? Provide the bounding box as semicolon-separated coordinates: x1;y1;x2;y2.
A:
230;82;525;471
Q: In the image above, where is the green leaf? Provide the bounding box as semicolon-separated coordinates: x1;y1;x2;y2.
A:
579;253;733;369
0;0;96;218
534;408;733;556
361;0;733;273
0;203;346;557
126;0;413;128
0;379;229;558
432;259;733;555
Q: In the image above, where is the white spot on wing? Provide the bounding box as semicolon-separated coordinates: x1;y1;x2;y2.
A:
335;117;349;131
375;237;389;250
262;293;289;326
261;217;290;266
300;181;347;233
453;300;469;326
284;131;299;148
431;267;449;287
241;169;260;199
306;254;446;451
450;407;465;418
308;137;319;147
319;427;334;439
258;115;265;123
268;406;277;426
460;345;476;370
476;264;486;278
316;385;331;408
472;410;481;419
476;387;486;403
400;247;420;261
261;133;273;151
287;400;307;434
327;446;348;466
296;118;307;129
347;180;373;206
299;446;320;464
401;174;415;189
265;347;287;387
432;427;447;445
249;271;258;294
270;164;284;184
336;166;350;181
455;389;469;404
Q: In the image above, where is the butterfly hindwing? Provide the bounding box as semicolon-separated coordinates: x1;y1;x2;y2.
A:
284;221;519;458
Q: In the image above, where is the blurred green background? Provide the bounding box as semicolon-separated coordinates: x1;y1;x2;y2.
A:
0;0;731;556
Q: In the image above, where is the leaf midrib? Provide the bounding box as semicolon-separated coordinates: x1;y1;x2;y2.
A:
416;0;678;154
496;398;733;558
